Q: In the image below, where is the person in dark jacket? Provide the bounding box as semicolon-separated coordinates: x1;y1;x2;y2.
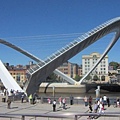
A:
7;98;11;109
53;100;56;112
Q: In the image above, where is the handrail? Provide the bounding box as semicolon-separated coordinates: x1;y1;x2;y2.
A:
0;112;120;120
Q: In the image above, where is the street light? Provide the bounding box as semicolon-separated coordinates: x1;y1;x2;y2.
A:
52;86;55;99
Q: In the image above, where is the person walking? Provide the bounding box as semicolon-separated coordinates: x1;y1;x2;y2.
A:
70;95;73;105
94;101;98;113
7;98;11;109
47;98;51;104
84;96;88;106
103;95;107;105
107;97;110;107
29;94;33;104
116;98;120;107
62;98;66;109
87;104;93;119
99;102;104;113
58;96;62;107
53;100;56;112
88;96;92;105
21;94;24;103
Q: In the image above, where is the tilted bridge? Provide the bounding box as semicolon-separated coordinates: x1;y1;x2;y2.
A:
0;17;120;96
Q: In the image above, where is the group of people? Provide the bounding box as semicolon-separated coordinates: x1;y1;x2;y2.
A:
84;95;111;114
28;93;38;104
47;97;67;112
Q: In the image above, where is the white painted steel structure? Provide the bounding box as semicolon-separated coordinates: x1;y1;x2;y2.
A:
0;60;23;94
26;17;120;96
0;39;76;93
0;17;120;96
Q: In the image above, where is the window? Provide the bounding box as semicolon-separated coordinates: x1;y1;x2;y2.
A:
93;55;97;58
16;75;20;82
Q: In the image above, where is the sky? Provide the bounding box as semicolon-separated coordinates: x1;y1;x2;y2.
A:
0;0;120;65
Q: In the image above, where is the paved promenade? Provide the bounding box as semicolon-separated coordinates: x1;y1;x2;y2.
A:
0;99;120;120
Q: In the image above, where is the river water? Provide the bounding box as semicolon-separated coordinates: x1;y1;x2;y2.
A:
39;90;120;99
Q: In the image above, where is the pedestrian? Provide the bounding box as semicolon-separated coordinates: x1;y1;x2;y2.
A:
29;94;32;104
53;100;56;112
96;100;100;111
89;104;93;113
47;98;51;104
7;98;11;109
116;98;120;107
70;95;73;105
83;96;88;106
99;102;104;113
99;96;103;103
107;97;110;107
62;98;66;109
103;95;107;105
33;93;37;104
21;94;24;103
87;104;93;119
88;96;92;105
94;101;98;113
58;96;62;107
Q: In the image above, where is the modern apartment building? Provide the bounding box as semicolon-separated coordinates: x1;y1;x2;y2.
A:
82;52;108;80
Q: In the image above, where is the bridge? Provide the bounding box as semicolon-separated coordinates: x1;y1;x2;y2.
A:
0;17;120;96
85;83;120;92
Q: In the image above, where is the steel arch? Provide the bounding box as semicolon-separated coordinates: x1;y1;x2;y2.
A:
26;17;120;95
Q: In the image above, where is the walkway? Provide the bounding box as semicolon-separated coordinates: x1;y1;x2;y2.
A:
0;99;120;120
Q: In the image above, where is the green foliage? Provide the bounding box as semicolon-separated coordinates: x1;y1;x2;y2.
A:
46;73;58;82
109;61;119;70
93;74;99;81
86;74;91;80
74;75;81;81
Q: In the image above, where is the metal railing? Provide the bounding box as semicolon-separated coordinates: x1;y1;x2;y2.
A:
0;112;120;120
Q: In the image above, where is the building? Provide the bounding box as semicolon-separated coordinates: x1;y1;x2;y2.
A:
4;63;29;85
9;68;27;84
57;61;82;79
82;52;108;81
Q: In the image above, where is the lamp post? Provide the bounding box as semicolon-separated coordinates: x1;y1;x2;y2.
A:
52;86;55;99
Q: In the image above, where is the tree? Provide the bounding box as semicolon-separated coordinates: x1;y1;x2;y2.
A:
109;61;119;70
46;73;58;82
86;74;91;80
93;75;99;81
74;75;81;82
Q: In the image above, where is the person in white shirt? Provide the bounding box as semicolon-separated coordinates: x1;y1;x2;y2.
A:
53;100;56;112
103;95;107;105
99;102;104;113
62;98;66;109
